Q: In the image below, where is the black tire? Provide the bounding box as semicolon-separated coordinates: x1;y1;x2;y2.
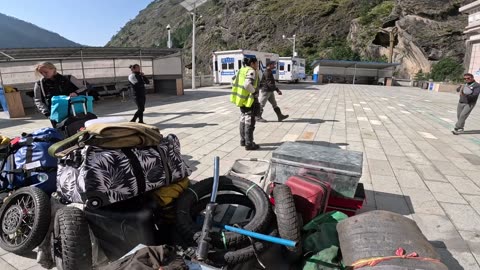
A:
176;176;273;249
273;184;303;262
0;187;50;254
53;207;92;270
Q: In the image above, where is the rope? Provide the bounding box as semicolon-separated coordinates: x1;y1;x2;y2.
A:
351;247;442;269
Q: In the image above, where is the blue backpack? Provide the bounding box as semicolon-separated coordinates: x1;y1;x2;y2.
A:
50;95;94;123
0;128;64;194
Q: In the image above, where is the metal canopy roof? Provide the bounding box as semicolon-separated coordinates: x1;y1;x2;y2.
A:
0;47;180;62
311;59;400;69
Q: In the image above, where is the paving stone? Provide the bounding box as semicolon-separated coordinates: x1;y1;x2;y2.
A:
1;253;38;270
441;202;480;232
0;257;15;270
425;181;468;204
395;169;428;190
368;159;395;177
437;248;480;270
387;155;416;171
413;213;470;252
464;195;480;216
446;176;480;195
364;147;388;160
416;164;447;182
371;174;402;194
458;231;480;265
402;187;445;215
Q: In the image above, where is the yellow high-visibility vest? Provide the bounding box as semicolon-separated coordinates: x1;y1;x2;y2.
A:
230;67;258;108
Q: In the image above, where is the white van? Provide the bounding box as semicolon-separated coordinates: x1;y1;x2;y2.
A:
212;50;280;84
278;56;306;83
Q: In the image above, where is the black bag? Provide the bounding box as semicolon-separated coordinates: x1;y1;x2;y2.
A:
104;245;188;270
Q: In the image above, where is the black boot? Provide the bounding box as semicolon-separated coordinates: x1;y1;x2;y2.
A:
274;107;289;122
245;143;260;150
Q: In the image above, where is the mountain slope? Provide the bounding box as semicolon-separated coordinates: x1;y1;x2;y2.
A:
0;13;81;48
108;0;472;78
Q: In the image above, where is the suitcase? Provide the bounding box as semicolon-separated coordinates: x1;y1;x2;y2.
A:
57;98;97;137
271;142;363;198
326;183;365;216
285;175;331;223
50;95;94;123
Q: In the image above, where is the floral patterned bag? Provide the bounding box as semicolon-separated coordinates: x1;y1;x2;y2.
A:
56;134;191;208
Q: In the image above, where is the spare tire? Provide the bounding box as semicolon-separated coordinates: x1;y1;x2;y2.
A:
0;187;51;254
53;207;92;270
176;175;272;249
273;184;302;262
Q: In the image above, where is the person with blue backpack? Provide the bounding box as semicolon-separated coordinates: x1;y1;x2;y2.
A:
33;62;87;127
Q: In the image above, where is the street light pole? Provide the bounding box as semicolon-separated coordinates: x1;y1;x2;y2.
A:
282;34;297;57
167;24;172;48
192;5;196;90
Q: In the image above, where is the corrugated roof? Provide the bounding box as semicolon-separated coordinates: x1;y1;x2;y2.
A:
311;59;400;69
0;47;180;62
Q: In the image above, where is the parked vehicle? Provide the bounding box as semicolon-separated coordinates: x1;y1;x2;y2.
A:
212;50;279;84
278;57;306;83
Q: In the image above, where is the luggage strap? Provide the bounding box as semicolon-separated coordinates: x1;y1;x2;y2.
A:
351;247;442;269
48;130;89;158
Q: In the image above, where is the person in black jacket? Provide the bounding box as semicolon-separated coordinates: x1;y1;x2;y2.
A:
33;62;87;127
128;64;150;124
257;60;289;122
453;73;480;135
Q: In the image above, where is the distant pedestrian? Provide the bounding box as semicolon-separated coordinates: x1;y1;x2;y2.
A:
453;73;480;135
230;57;261;150
33;62;87;127
257;60;289;122
128;64;150;124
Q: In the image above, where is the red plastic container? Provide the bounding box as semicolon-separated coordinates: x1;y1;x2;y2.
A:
285;175;331;223
326;183;365;216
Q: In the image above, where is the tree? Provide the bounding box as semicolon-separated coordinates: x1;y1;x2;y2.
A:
430;58;464;82
414;69;428;81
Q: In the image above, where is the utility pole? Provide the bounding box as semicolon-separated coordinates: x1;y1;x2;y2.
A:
192;3;196;90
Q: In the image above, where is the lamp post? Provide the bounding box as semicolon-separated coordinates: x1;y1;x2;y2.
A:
166;24;172;48
180;0;207;90
282;34;296;57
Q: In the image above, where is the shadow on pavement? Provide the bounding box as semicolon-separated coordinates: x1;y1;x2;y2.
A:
431;241;464;270
365;189;414;216
155;123;218;129
282;119;339;124
460;130;480;135
257;140;348;151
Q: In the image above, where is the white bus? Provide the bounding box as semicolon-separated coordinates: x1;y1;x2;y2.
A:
278;56;306;83
212;50;280;84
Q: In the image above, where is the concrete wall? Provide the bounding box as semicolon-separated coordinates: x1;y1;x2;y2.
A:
0;59;155;89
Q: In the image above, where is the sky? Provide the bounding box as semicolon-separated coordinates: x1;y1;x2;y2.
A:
2;0;153;46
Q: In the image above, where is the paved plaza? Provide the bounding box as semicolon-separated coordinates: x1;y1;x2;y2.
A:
1;83;480;269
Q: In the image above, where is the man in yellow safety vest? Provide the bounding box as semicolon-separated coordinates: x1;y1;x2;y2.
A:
230;57;261;150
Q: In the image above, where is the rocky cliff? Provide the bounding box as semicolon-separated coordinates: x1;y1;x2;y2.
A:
107;0;473;78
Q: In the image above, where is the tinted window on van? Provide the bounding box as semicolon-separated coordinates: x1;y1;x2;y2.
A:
279;65;285;71
215;61;218;71
287;64;291;72
222;63;228;70
228;63;234;70
238;60;242;69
